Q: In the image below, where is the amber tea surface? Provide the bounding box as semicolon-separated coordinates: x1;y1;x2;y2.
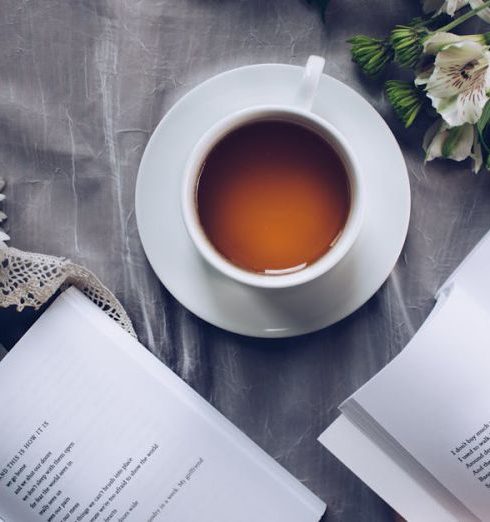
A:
196;120;351;274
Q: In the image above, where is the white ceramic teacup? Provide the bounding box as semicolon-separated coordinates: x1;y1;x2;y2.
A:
182;55;364;289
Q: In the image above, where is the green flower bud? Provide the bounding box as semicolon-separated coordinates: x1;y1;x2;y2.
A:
385;80;425;127
390;25;428;69
348;35;393;76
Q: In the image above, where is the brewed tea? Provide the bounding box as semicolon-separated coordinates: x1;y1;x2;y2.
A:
196;120;350;274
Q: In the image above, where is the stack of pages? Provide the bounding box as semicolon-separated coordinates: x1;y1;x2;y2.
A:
0;288;326;522
319;231;490;521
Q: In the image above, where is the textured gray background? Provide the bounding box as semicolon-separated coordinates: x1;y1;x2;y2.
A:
2;1;490;520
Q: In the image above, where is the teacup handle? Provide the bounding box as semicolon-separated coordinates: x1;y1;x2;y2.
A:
296;55;325;111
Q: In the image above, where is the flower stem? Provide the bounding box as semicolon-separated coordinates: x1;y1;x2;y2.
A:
438;0;490;32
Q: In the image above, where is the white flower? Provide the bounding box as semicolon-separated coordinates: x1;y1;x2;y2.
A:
422;32;488;55
422;0;490;20
421;40;490;126
422;0;469;16
469;0;490;22
423;119;483;171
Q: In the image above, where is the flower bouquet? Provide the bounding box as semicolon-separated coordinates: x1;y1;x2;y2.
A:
349;0;490;172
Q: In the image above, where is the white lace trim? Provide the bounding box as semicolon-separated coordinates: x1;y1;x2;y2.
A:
0;246;136;338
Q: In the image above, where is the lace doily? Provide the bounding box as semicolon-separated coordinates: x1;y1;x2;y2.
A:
0;180;136;338
0;247;136;337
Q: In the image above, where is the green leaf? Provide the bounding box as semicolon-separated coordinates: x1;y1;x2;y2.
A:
477;99;490;135
477;100;490;152
442;126;464;158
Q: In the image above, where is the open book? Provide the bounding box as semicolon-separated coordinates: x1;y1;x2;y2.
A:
0;288;326;522
319;231;490;521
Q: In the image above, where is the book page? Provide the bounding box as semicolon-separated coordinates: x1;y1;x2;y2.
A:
318;416;461;522
438;229;490;311
346;285;490;520
0;288;325;522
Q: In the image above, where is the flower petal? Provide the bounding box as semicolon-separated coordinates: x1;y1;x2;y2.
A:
455;85;488;124
428;93;461;125
424;32;464;55
435;40;484;66
423;33;485;55
422;0;469;14
446;0;470;14
426;42;486;98
425;41;490;126
424;120;446;161
423;120;476;163
469;0;490;22
426;72;460;99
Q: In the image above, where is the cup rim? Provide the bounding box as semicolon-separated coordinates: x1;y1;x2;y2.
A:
181;105;364;289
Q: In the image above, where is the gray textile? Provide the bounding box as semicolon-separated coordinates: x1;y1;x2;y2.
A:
2;1;490;520
0;344;7;362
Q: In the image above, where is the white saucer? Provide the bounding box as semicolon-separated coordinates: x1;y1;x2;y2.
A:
135;64;410;338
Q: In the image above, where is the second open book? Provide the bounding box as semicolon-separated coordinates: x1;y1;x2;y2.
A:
319;231;490;521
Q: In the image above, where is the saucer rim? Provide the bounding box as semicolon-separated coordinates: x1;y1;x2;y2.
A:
135;62;411;338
